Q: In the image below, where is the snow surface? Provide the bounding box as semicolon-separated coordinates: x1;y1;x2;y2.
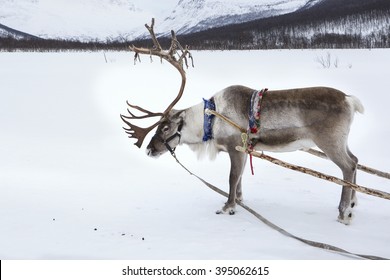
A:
0;49;389;260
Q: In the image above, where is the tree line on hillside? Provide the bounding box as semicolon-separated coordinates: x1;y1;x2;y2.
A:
0;36;129;52
176;5;390;50
1;0;389;51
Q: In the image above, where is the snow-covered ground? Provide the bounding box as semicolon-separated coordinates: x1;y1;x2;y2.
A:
0;49;389;260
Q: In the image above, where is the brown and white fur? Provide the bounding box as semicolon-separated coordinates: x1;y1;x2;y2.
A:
146;85;364;225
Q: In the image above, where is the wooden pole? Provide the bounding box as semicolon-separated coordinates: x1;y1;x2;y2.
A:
304;148;390;180
236;147;390;200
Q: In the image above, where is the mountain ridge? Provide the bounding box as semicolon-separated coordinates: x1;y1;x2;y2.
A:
155;0;324;36
173;0;390;49
0;0;324;41
1;0;389;50
0;23;41;40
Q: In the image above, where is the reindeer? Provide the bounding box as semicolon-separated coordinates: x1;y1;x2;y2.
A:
121;20;364;225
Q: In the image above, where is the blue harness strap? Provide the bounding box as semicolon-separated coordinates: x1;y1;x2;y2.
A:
202;97;216;142
202;89;267;144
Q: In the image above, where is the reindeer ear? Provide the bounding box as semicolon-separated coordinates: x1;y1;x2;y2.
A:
170;110;185;131
171;109;186;120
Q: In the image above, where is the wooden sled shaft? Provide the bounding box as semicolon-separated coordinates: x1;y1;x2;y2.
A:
303;148;390;180
236;147;390;201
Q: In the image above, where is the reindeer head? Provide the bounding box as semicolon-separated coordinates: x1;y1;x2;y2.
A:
145;110;185;157
120;19;193;155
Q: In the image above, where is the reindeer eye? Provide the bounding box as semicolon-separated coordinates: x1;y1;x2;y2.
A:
162;125;169;132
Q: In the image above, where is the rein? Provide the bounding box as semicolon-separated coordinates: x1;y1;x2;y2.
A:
167;149;387;260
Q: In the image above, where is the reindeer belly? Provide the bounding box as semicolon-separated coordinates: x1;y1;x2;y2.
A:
254;137;316;153
252;115;318;153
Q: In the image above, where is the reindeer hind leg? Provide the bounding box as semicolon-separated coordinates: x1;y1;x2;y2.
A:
347;147;358;208
315;139;357;225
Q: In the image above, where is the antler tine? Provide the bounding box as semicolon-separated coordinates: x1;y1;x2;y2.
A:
124;101;164;119
129;18;162;55
120;114;162;148
170;30;194;69
179;45;194;69
145;18;162;51
123;18;194;148
160;29;192;115
168;30;178;57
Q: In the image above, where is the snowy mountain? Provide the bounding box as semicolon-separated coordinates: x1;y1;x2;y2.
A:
196;0;390;49
0;0;323;41
0;23;39;39
0;0;152;41
157;0;324;36
300;0;325;10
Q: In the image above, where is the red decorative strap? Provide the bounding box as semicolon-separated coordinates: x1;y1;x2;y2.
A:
247;88;268;176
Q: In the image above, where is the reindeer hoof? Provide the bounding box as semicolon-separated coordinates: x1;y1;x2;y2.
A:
216;206;236;215
337;208;353;225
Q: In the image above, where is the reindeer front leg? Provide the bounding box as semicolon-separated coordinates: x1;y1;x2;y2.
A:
216;149;247;215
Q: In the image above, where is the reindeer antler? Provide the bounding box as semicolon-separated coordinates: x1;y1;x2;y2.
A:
120;18;194;148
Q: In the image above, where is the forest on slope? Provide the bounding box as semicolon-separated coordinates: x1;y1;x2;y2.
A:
1;0;389;51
